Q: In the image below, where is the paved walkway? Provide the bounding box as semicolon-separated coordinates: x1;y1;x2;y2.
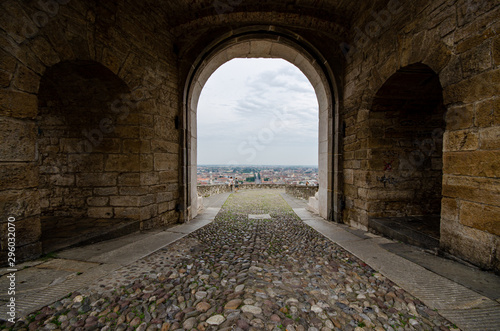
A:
1;189;499;331
202;192;232;209
0;219;216;330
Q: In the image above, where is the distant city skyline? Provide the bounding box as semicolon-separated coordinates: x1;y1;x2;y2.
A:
197;58;319;166
197;164;318;166
197;165;318;186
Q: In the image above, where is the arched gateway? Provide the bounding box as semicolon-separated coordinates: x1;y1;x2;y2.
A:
181;27;341;222
0;0;498;273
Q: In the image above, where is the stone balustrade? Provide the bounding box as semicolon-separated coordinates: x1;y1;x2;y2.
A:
285;185;319;201
197;184;318;201
197;184;233;197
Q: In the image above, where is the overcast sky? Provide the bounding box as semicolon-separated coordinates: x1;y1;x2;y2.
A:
197;58;318;166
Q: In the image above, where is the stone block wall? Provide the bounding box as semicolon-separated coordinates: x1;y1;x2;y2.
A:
342;0;500;271
285;185;319;201
366;64;446;218
0;0;181;262
197;184;232;197
37;61;133;219
0;0;498;273
240;184;287;190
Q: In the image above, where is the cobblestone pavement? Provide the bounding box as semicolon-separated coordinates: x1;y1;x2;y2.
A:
2;190;459;331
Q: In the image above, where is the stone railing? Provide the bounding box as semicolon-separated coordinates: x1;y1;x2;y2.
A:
197;183;318;200
285;185;319;200
240;183;287;190
197;184;233;197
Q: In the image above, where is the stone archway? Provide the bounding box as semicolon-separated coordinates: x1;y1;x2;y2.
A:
183;28;339;221
367;63;446;249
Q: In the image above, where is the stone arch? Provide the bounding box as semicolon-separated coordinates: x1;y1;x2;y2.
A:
397;33;452;83
183;27;340;220
355;35;453;111
171;12;347;39
367;63;446;249
37;60;143;253
183;27;340;221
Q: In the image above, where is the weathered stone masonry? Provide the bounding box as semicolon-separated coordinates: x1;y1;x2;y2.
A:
0;0;180;262
0;0;498;272
342;0;500;272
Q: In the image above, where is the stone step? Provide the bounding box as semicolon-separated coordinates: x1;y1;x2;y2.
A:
41;217;141;254
368;216;440;250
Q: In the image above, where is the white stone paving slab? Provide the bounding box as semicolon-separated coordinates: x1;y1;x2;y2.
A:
248;214;271;219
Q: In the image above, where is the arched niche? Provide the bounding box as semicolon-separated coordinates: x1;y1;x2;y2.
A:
37;60;140;253
368;63;446;248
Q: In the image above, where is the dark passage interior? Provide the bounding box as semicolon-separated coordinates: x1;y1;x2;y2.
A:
367;63;445;249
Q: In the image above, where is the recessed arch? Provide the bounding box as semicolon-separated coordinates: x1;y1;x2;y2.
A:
367;63;446;249
37;60;142;253
182;27;340;221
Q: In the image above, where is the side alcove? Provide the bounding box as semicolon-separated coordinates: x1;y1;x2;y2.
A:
37;60;141;253
367;63;446;249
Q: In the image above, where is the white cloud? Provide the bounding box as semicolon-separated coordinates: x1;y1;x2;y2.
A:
197;58;319;165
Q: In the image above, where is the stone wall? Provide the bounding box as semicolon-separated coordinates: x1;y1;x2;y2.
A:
342;0;500;271
240;184;287;190
285;185;319;201
197;185;232;197
366;64;445;218
38;61;130;219
0;0;498;272
197;184;318;201
0;0;181;262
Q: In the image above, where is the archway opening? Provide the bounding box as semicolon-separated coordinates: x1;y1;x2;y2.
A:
184;36;337;221
195;58;319;207
37;60;141;253
367;63;445;249
197;57;318;173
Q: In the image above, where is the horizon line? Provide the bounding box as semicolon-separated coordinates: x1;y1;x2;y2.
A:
197;164;319;167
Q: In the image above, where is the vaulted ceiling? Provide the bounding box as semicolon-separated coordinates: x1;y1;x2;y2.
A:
147;0;373;29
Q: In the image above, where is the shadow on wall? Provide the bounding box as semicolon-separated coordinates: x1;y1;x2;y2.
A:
368;63;445;219
38;60;132;220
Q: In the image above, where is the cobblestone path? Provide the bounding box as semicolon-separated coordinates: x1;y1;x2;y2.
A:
2;190;458;331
